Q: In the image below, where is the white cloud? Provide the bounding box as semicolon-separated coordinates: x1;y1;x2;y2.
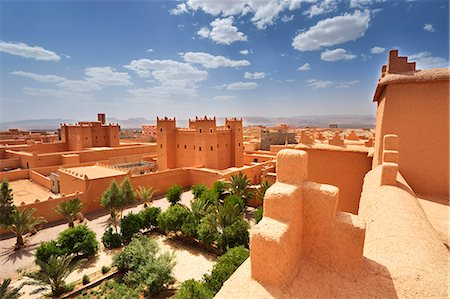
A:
22;87;92;100
320;48;357;61
349;0;380;8
303;0;338;18
292;10;371;51
57;80;102;93
281;15;294;23
124;58;208;96
306;78;360;89
197;17;247;45
84;67;132;86
171;0;309;29
423;24;435;32
169;3;189;15
146;48;154;53
244;71;265;79
182;52;250;68
239;49;250;55
0;40;61;61
10;71;66;83
226;82;258;90
336;80;359;88
306;79;333;89
297;63;311;71
409;52;449;69
214;95;237;101
370;46;385;54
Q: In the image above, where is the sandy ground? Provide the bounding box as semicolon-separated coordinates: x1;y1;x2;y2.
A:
10;179;54;205
1;191;216;298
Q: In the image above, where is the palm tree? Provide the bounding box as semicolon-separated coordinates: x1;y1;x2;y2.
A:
255;181;271;202
24;254;85;297
0;278;23;299
54;197;84;227
4;208;46;250
137;186;156;208
203;201;243;235
229;172;251;203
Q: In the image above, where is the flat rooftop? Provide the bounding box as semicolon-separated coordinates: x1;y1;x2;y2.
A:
10;179;54;205
60;165;126;180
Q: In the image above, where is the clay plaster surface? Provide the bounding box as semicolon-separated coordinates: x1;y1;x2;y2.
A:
10;179;54;205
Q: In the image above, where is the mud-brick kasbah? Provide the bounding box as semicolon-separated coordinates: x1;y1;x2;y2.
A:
0;50;449;297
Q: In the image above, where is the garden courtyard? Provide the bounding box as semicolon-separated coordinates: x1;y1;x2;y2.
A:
0;190;235;298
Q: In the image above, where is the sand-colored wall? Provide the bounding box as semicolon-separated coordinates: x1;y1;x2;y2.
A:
299;148;372;214
0;158;20;169
358;165;448;297
30;170;52;189
373;81;449;197
131;168;191;196
0;169;29;181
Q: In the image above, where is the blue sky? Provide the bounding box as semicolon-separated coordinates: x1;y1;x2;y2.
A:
1;0;448;122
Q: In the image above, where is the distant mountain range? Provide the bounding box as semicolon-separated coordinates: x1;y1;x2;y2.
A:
0;115;375;131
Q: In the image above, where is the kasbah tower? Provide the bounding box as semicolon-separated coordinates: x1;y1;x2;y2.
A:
157;116;243;171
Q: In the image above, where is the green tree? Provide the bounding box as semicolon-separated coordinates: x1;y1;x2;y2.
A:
24;254;85;296
0;278;23;299
255;181;271;203
0;180;16;228
166;184;182;205
229;172;251;203
121;177;137;208
191;184;207;199
137;186;156;208
54;197;84;228
6;208;46;250
100;180;122;232
174;279;213;299
213;181;228;201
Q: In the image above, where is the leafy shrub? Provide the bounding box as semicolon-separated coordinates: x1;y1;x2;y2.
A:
113;236;175;295
191;184;207;199
35;240;64;263
57;225;99;257
157;205;189;233
204;246;249;294
102;227;122;249
101;266;110;274
139;207;161;230
254;208;263;224
213;181;228;200
197;218;219;245
113;236;159;272
120;213;142;243
174;279;213;299
166;184;182;205
82;274;90;285
181;214;199;238
125;251;175;295
200;189;219;206
224;195;245;213
217;219;249;251
100;280;140;298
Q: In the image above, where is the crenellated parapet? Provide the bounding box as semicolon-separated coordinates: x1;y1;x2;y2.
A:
381;49;416;78
380;134;399;186
251;149;366;286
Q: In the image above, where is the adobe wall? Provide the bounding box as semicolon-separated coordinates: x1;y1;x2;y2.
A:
30;170;52;189
373;81;449;197
187;168;222;188
131;168;191;196
299;148;372;214
251;150;365;286
358;165;448;297
15;193;85;224
0;158;20;170
0;169;29;181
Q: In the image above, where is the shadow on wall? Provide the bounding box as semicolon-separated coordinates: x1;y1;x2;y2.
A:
258;257;398;298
